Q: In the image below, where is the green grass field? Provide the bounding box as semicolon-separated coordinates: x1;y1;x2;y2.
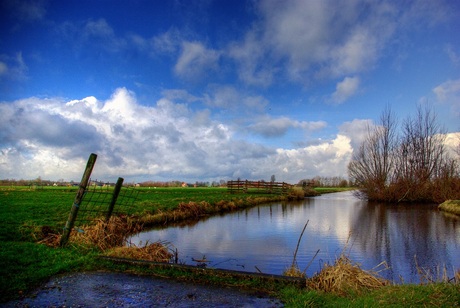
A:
1;186;459;306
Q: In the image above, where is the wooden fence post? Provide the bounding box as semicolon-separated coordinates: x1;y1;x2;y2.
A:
60;153;97;247
105;177;124;222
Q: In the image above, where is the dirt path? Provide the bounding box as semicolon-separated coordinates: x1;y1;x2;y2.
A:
4;271;284;307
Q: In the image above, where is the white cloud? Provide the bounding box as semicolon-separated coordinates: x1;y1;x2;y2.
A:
0;61;8;76
444;132;460;159
0;88;360;183
4;0;47;22
445;44;460;66
433;79;460;116
226;0;397;85
203;85;268;112
331;76;360;104
0;52;28;80
248;116;326;138
174;41;220;80
273;135;353;180
84;18;115;38
152;28;182;55
228;30;275;87
338;119;373;149
225;0;453;88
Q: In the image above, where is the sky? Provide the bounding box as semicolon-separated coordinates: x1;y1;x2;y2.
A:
0;0;459;184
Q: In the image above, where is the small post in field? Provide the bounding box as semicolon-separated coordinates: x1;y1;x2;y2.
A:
105;177;124;222
60;153;97;247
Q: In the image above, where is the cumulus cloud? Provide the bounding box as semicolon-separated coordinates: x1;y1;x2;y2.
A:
1;88;359;183
273;135;354;181
338;119;373;149
331;76;360;104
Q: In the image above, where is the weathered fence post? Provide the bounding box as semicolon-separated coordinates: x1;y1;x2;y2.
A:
60;153;97;247
105;177;124;222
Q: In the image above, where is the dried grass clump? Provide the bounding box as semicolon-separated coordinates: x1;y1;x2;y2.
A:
286;187;305;200
105;241;173;262
283;263;306;278
415;256;460;284
38;233;61;247
215;200;237;211
176;201;211;219
72;215;143;250
438;200;460;216
307;255;390;296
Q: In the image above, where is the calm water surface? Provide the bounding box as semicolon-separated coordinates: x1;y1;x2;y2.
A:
129;191;460;283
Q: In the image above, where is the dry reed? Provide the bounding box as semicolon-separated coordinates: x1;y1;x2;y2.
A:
284;263;306;278
105;241;173;262
415;255;460;284
307;255;390;296
283;220;309;278
70;215;143;250
438;200;460;216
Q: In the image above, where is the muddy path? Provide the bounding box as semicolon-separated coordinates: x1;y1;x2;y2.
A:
4;271;284;307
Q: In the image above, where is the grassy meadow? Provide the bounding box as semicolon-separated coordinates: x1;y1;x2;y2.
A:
1;186;459;306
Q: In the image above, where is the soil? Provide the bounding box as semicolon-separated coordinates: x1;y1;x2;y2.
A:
4;271;284;307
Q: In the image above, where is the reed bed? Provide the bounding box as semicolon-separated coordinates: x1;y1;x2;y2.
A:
307;255;390;296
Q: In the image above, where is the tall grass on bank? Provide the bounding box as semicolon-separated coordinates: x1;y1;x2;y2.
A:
438;200;460;216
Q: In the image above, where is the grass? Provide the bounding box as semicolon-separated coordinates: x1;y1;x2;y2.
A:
1;186;459;306
313;187;355;194
279;283;460;307
439;200;460;216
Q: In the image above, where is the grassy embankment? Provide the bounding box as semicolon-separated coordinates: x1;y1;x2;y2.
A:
1;186;459;306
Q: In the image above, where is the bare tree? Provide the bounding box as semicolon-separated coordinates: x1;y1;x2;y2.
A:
350;104;460;202
348;106;398;200
393;106;448;201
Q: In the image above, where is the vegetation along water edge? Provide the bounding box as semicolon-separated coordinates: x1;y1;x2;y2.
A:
1;186;459;306
439;200;460;216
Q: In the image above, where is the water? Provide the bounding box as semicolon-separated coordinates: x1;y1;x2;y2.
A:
129;191;460;283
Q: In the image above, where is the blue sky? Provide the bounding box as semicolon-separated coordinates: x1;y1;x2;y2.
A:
1;0;459;183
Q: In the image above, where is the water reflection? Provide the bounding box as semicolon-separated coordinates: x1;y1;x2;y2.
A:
129;191;460;283
350;201;460;282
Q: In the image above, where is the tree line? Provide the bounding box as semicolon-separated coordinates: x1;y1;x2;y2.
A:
348;105;459;203
297;176;350;187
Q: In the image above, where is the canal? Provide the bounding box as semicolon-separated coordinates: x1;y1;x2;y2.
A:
129;191;460;283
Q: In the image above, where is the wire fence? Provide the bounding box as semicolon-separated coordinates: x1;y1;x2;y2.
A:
73;184;139;228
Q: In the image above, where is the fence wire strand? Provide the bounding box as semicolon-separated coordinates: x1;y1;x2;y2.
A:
73;184;139;227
